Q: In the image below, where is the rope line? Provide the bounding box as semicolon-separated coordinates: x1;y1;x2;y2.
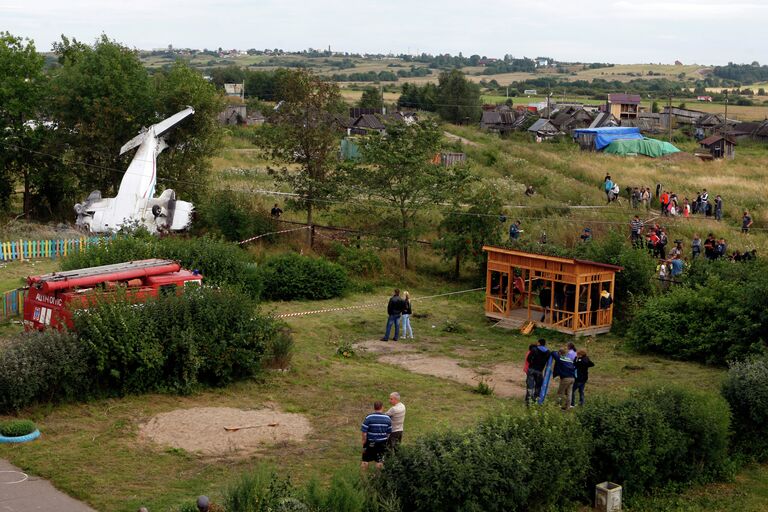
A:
274;287;484;319
238;226;310;245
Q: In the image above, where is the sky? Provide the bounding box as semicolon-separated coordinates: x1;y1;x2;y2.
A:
2;0;766;65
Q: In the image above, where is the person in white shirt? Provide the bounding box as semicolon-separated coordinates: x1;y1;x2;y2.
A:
385;391;406;448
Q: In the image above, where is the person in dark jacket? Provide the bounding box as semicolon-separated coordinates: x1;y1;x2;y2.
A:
381;289;405;341
525;338;550;406
553;348;576;410
572;350;595;406
538;282;552;322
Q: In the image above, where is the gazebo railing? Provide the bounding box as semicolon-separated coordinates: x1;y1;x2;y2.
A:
486;296;507;314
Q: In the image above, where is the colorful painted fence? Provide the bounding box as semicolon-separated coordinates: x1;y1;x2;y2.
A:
0;236;107;262
1;288;27;323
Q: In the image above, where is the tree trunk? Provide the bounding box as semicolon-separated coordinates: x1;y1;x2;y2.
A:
400;215;408;269
306;202;314;247
23;168;31;219
455;255;461;279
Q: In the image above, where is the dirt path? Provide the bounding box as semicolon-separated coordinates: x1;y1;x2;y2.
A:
378;354;525;398
443;131;479;147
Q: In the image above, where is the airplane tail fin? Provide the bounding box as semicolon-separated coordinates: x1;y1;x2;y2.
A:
120;106;195;155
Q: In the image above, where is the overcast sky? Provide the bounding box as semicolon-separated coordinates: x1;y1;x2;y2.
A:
2;0;766;65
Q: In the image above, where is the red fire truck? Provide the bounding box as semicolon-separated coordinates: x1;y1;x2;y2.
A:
23;259;202;331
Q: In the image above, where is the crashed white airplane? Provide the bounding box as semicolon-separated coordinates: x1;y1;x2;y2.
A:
75;107;195;234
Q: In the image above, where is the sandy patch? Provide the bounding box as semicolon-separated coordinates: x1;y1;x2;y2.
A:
353;339;419;355
378;355;525;398
138;407;312;457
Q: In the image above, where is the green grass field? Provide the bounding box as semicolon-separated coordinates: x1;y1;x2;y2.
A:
2;124;768;511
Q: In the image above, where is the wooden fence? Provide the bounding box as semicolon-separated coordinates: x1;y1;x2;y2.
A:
1;288;27;323
0;236;106;262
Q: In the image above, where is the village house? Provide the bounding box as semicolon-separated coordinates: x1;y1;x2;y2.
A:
607;93;641;122
699;134;736;159
527;118;560;139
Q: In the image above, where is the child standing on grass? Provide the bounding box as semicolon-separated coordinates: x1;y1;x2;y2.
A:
400;291;414;339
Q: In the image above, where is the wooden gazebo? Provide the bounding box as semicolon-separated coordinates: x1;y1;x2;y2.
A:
483;246;622;336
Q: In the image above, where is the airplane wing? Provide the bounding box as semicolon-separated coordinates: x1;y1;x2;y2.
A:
120;106;195;155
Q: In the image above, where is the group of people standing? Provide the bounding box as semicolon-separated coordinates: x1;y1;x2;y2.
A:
524;339;595;411
360;392;406;470
381;289;414;341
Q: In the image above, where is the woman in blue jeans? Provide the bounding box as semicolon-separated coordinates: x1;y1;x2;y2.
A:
400;291;414;339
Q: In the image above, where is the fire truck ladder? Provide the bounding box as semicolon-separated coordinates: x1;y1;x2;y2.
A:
32;259;178;284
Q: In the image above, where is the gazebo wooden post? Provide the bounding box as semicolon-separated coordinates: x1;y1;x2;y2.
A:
549;276;555;325
608;274;616;326
526;269;532;321
574;283;580;332
485;266;492;313
585;282;592;328
506;267;512;316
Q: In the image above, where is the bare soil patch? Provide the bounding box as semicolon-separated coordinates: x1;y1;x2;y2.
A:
378;354;525;398
138;406;312;457
353;339;420;355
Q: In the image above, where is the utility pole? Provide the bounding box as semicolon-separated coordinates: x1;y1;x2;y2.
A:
667;93;673;142
723;90;729;135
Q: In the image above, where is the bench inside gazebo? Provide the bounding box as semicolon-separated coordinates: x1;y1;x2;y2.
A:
483;246;622;336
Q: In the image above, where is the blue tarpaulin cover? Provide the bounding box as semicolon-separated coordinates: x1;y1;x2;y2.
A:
573;127;643;150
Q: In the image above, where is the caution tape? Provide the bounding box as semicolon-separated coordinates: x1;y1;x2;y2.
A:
275;287;485;319
239;226;311;245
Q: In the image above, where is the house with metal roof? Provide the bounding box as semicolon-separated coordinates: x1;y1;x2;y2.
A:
699;134;736;159
527;118;561;138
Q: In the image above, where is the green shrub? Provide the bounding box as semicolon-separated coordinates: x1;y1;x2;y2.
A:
264;329;294;369
628;259;768;364
196;189;277;243
379;409;589;511
224;468;298;512
74;287;279;395
328;243;383;276
721;356;768;461
258;253;349;301
0;419;37;437
578;395;680;498
578;386;732;499
62;234;263;299
0;330;91;413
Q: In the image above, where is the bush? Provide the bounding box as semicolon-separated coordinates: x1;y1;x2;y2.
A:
378;409;590;511
628;260;768;364
0;419;37;437
74;287;279;395
196;189;277;243
264;328;294;369
721;356;768;460
258;253;349;301
327;243;383;276
62;234;263;298
0;330;91;413
578;386;732;499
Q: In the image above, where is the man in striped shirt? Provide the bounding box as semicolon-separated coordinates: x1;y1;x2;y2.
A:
361;401;392;469
630;215;644;248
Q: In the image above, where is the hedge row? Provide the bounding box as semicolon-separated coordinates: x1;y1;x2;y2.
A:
377;385;732;510
0;287;280;412
258;253;350;301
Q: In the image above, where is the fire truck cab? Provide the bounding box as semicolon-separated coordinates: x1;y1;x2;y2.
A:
23;259;202;331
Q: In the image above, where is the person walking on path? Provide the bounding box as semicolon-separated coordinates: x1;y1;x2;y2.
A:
525;338;550;406
553;348;576;411
572;350;595;407
509;220;522;241
400;291;414;339
381;289;405;341
630;215;644;248
742;211;753;234
270;203;283;218
385;392;406;449
361;401;392;470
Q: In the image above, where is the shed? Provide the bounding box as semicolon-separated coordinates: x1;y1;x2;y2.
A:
528;118;560;138
483;246;622;336
607;93;641;121
699;134;736;159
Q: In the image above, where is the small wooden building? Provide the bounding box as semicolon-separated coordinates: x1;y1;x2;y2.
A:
483;246;622;336
699;134;736;159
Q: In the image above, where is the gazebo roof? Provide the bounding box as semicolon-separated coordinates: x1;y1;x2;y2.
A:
483;246;624;272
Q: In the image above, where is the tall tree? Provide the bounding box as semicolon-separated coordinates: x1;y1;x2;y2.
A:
436;69;482;124
434;185;502;279
49;35;154;196
343;120;472;269
152;62;224;202
257;69;344;244
358;86;383;111
0;32;48;214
